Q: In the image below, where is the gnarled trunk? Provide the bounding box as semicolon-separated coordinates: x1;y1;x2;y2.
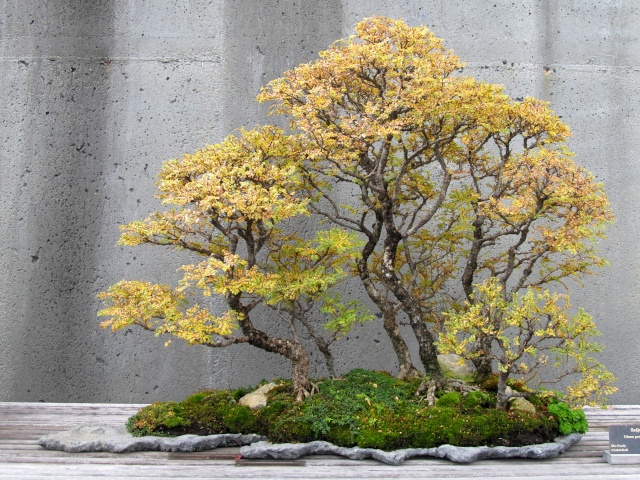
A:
244;322;311;400
229;294;311;400
472;336;494;381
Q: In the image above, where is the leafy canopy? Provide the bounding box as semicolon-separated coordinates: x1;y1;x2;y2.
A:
99;16;615;406
99;126;365;398
258;15;614;401
437;278;616;407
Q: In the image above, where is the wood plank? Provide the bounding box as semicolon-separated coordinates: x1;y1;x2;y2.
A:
1;462;640;479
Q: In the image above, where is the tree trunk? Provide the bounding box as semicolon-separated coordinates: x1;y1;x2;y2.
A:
357;258;419;378
411;318;442;378
229;294;311;400
380;229;443;378
304;323;337;378
246;325;311;400
382;309;421;378
461;214;485;300
472;336;494;381
296;307;337;378
356;218;420;378
318;344;336;379
496;370;510;410
289;345;311;400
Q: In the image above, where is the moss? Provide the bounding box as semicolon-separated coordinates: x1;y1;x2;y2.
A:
126;387;260;437
462;391;493;411
126;401;191;437
436;391;462;408
126;369;565;450
183;391;213;405
477;374;528;393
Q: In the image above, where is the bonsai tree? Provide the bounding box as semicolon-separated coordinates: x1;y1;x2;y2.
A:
101;16;614;406
98;126;362;400
437;278;616;408
258;16;614;396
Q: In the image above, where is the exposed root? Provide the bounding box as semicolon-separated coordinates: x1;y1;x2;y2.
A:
295;381;320;401
397;365;423;381
415;378;440;406
308;381;320;396
415;377;480;406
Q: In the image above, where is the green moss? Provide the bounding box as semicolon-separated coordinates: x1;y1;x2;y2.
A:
436;391;462;407
126;387;260;437
126;401;191;437
126;369;563;450
462;391;493;411
183;391;211;405
477;375;528;393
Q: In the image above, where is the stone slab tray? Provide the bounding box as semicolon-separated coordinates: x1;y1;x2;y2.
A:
38;425;265;453
240;434;582;465
38;425;582;464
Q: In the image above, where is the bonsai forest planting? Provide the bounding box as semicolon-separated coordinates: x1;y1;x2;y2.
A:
98;17;616;449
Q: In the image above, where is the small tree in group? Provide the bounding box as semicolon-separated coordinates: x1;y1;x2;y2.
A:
100;16;615;406
437;278;616;409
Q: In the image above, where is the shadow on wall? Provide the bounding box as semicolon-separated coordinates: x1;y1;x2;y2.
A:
6;1;116;401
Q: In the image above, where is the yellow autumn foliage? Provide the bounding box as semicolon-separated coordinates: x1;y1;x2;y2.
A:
438;278;616;406
99;16;615;403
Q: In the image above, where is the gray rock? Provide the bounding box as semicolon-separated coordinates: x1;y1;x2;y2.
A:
238;382;278;409
39;424;582;465
437;354;477;382
504;386;536;414
240;434;583;465
510;396;537;414
38;425;265;453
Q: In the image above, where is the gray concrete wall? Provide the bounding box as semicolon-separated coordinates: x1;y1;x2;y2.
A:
1;0;638;404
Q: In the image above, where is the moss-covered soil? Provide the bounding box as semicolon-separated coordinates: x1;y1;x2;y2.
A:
126;369;587;451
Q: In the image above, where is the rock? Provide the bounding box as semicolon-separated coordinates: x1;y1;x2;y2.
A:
238;382;278;409
240;434;583;465
505;386;536;414
38;425;265;453
437;354;477;382
39;424;582;465
509;396;537;414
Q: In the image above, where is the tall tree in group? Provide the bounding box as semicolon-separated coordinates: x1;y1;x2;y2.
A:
259;17;613;385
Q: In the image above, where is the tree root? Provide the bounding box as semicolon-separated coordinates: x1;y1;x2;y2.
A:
415;377;480;406
295;381;320;401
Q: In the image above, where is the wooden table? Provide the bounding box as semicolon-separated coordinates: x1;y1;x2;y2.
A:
2;402;640;479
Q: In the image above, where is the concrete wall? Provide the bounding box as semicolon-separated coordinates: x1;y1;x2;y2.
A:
1;0;638;404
